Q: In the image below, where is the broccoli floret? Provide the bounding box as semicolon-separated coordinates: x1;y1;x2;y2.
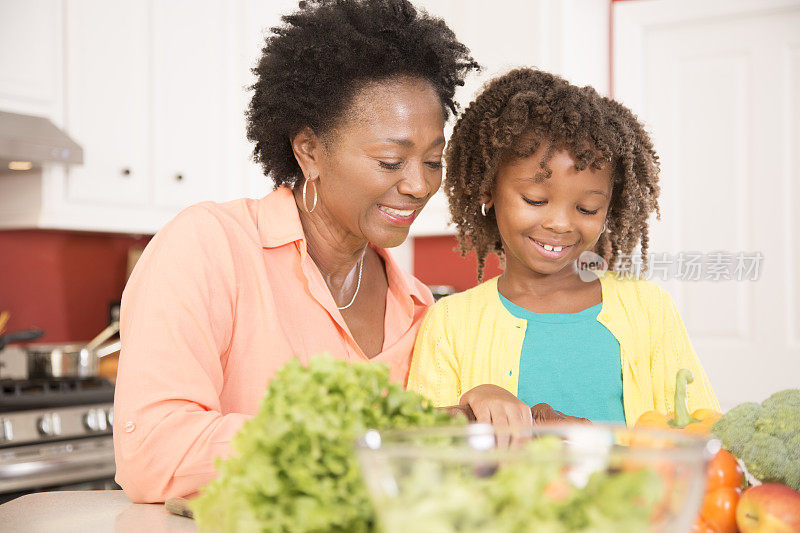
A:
711;402;760;457
712;390;800;491
755;403;800;441
788;432;800;461
740;433;789;484
762;389;800;411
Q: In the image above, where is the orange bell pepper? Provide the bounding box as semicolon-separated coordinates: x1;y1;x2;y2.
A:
634;369;721;434
635;369;741;533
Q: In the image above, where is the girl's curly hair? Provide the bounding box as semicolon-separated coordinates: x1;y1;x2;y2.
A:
445;68;661;279
247;0;479;187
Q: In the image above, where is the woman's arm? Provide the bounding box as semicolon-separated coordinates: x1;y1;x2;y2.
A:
113;205;250;503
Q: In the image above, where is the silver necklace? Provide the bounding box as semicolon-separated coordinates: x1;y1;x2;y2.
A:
337;248;366;310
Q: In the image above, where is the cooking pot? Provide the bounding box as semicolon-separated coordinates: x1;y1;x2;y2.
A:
25;343;99;378
1;322;119;379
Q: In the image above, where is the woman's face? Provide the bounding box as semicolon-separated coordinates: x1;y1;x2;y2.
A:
488;145;612;279
299;77;446;248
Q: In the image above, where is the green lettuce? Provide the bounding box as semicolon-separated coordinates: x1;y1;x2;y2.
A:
191;355;457;532
377;436;664;533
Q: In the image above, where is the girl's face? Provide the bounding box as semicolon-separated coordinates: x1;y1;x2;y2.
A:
487;144;612;279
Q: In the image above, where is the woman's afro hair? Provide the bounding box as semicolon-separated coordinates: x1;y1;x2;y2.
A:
247;0;479;187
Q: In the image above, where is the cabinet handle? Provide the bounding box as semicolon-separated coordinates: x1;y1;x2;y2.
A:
121;168;132;177
175;173;183;182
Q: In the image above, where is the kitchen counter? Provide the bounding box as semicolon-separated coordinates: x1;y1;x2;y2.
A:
0;490;198;533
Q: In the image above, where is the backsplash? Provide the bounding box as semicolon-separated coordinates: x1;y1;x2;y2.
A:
0;230;151;342
413;235;503;293
0;231;497;343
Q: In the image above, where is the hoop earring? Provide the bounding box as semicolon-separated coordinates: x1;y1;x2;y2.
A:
481;203;488;217
302;178;318;213
602;222;608;233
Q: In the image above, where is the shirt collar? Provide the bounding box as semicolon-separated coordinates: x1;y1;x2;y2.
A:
377;246;430;308
256;186;306;248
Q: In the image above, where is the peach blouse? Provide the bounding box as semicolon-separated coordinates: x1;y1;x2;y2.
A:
113;186;433;502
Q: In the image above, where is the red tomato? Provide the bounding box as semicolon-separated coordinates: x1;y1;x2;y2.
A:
705;450;743;493
692;517;717;533
699;487;741;533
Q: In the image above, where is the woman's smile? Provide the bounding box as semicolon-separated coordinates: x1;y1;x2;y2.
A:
377;204;420;226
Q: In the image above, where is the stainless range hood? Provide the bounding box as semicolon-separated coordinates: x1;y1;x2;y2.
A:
0;110;83;166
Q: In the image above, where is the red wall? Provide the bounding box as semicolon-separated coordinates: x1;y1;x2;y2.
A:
0;230;491;346
0;230;151;343
413;235;503;292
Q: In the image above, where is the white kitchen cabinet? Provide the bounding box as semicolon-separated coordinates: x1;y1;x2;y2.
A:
0;0;63;118
0;0;610;235
66;0;231;217
227;0;301;201
151;0;228;209
64;0;151;207
0;0;256;233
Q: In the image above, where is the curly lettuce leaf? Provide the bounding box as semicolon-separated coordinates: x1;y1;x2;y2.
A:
192;355;457;532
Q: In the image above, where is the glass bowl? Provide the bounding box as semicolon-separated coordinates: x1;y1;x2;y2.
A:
355;423;717;533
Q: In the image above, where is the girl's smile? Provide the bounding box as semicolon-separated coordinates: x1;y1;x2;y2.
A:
529;237;575;259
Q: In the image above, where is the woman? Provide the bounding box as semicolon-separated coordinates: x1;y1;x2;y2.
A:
113;0;477;503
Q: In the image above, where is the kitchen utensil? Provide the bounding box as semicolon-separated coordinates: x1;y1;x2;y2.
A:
0;311;9;335
165;497;194;519
85;321;119;352
0;328;45;351
356;424;715;533
25;343;98;379
18;322;119;379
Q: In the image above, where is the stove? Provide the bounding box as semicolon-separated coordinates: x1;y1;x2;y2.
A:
0;377;117;503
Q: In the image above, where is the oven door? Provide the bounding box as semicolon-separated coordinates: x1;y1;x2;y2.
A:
0;435;116;502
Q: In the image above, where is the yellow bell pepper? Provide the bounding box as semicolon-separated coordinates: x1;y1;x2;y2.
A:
635;369;721;434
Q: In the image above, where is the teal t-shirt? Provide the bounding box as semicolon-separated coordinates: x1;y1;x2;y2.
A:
498;293;625;423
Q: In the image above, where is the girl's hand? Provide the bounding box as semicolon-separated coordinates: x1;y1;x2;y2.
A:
530;403;592;425
459;384;533;427
439;405;477;421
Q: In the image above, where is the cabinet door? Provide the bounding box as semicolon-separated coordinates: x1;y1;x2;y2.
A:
0;0;62;117
152;0;227;209
64;0;151;206
231;0;300;200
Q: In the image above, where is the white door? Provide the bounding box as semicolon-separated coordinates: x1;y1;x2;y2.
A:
614;0;800;410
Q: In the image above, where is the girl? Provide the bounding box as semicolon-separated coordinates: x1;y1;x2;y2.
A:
408;68;718;427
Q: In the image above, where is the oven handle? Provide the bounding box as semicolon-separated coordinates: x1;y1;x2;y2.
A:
0;444;115;480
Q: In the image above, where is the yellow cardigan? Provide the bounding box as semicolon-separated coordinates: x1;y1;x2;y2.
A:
407;274;719;426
